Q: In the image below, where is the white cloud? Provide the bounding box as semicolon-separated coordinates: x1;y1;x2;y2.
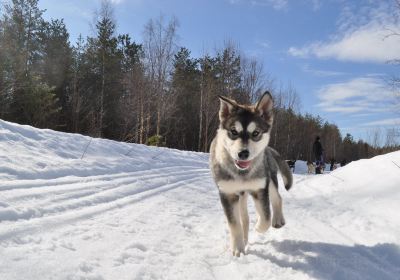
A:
228;0;288;10
302;64;346;77
229;0;320;10
317;77;396;114
289;24;400;63
309;0;321;11
288;3;400;63
259;41;270;48
109;0;125;4
251;0;288;10
364;118;400;126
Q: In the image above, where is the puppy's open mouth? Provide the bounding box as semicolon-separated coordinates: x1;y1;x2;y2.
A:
234;160;251;170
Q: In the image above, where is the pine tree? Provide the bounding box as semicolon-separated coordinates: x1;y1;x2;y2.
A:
70;34;86;133
169;47;200;150
1;0;59;126
85;1;123;138
215;43;243;101
118;34;144;142
21;76;59;128
40;19;72;130
198;55;218;152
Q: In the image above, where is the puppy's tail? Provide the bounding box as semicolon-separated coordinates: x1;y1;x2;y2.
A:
268;147;293;191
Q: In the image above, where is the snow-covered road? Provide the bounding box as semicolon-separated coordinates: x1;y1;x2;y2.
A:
1;120;400;280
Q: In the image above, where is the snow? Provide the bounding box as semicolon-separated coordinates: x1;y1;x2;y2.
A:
1;119;400;280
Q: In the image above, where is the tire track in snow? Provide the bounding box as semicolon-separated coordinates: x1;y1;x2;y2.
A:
0;169;210;222
0;165;208;191
0;171;210;242
3;167;208;203
50;169;209;204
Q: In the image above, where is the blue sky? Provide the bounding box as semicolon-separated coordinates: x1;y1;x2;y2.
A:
38;0;400;142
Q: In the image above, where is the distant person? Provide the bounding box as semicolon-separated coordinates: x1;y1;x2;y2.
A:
330;158;335;171
313;136;324;174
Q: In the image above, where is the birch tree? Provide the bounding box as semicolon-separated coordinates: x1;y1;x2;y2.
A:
143;15;178;143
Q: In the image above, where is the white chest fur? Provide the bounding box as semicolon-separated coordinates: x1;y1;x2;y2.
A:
217;178;266;194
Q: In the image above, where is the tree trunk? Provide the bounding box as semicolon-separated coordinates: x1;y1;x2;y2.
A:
145;102;150;143
198;71;203;151
286;115;291;158
72;69;79;133
99;51;105;138
204;88;209;153
156;101;161;136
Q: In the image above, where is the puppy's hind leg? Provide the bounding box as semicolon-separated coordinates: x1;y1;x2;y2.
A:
219;192;245;257
251;188;271;233
269;181;285;228
239;192;249;246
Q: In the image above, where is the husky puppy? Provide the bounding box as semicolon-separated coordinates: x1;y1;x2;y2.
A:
209;92;293;257
307;160;315;174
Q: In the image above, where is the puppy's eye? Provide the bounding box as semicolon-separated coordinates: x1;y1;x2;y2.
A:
252;131;260;137
231;129;238;136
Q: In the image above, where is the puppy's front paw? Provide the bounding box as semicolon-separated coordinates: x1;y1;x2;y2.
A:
272;215;285;228
231;238;245;257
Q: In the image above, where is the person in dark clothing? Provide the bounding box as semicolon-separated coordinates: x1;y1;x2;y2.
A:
330;158;335;171
312;136;324;174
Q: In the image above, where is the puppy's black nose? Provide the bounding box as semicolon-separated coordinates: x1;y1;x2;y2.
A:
238;150;249;160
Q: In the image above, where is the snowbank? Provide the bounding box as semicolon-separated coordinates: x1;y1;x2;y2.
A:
0;119;399;280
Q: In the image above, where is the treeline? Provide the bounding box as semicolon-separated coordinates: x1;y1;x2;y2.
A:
0;0;398;163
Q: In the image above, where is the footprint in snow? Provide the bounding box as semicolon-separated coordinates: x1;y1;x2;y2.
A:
127;242;148;252
113;242;148;266
60;241;76;251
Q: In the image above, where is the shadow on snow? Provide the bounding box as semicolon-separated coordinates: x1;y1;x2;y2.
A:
249;240;400;280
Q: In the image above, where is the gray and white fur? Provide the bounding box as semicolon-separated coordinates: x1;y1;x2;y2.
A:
209;92;293;257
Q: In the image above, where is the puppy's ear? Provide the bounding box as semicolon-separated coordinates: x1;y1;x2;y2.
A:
255;91;273;124
218;95;237;122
